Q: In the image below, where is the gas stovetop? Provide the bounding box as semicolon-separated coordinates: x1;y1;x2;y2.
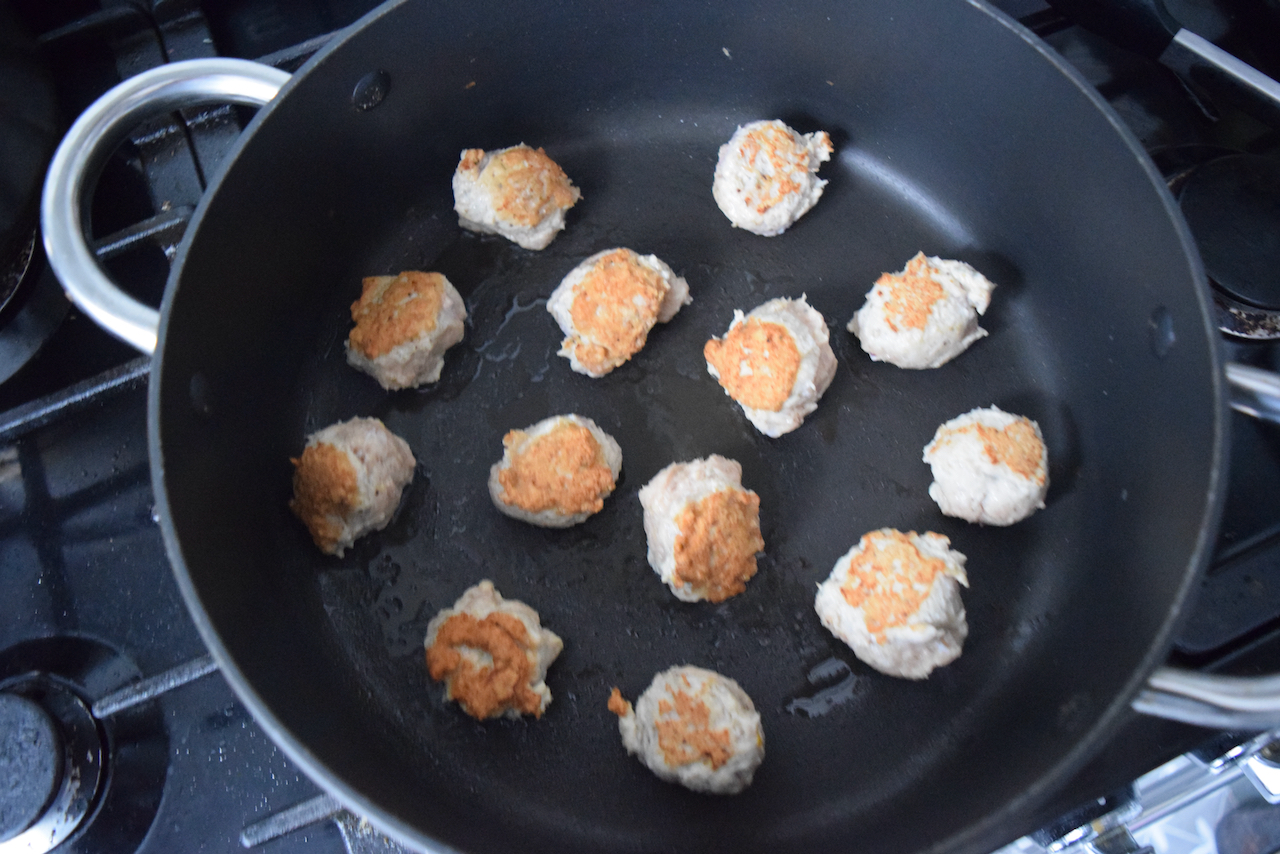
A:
2;1;1279;853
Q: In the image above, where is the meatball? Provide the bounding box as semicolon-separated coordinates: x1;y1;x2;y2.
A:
547;248;691;377
703;295;837;437
488;414;623;528
424;580;564;720
608;665;764;794
638;456;764;603
847;252;996;369
923;406;1049;526
814;528;969;680
452;144;580;250
289;417;415;556
712;119;833;236
345;271;467;390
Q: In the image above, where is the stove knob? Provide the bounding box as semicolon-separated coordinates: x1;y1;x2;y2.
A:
0;693;64;843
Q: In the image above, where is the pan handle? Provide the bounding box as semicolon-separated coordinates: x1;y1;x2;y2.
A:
1132;364;1280;729
1134;670;1280;730
40;59;290;355
1227;363;1280;426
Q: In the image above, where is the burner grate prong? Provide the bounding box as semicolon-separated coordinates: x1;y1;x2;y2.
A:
239;794;341;848
90;654;217;718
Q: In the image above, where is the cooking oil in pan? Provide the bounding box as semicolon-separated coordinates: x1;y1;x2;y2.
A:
785;656;863;717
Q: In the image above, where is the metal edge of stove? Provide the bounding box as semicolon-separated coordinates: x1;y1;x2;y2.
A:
994;727;1280;854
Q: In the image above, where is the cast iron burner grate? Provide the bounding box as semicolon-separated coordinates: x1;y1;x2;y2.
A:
0;638;163;853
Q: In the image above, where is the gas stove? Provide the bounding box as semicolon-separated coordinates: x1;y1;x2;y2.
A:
2;1;1279;853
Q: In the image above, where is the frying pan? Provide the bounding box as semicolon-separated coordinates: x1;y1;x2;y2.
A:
38;0;1280;851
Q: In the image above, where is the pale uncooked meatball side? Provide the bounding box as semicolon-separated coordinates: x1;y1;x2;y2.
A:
424;580;564;720
847;253;996;369
712;119;833;236
289;417;415;557
924;406;1049;526
815;529;969;680
654;262;692;323
488;414;623;528
610;665;764;794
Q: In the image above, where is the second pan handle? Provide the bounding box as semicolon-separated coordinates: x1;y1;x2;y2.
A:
1133;364;1280;728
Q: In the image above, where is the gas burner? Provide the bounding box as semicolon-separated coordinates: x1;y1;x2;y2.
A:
1155;146;1280;339
0;679;104;852
0;694;62;843
0;638;167;854
0;238;70;388
1213;292;1280;339
1181;153;1280;309
0;232;34;315
1180;152;1280;339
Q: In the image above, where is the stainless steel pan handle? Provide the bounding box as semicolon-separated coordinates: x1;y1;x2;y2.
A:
1136;671;1280;730
1227;363;1280;426
40;58;290;355
1135;365;1280;729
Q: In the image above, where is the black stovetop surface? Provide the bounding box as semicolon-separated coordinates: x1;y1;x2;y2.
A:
2;1;1280;852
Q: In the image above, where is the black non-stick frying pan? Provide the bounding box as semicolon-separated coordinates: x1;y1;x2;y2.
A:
38;0;1280;851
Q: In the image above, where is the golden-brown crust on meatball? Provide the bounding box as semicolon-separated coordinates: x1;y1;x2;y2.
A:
289;443;359;553
566;249;668;375
654;679;734;770
939;418;1046;483
348;271;445;360
475;146;578;228
838;529;947;639
671;489;764;603
876;253;944;333
496;421;615;516
426;612;544;719
703;318;802;412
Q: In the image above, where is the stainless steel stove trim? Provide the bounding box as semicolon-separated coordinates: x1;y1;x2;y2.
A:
1242;746;1280;804
1001;728;1280;854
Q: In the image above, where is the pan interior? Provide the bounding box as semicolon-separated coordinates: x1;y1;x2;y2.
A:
152;1;1221;852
